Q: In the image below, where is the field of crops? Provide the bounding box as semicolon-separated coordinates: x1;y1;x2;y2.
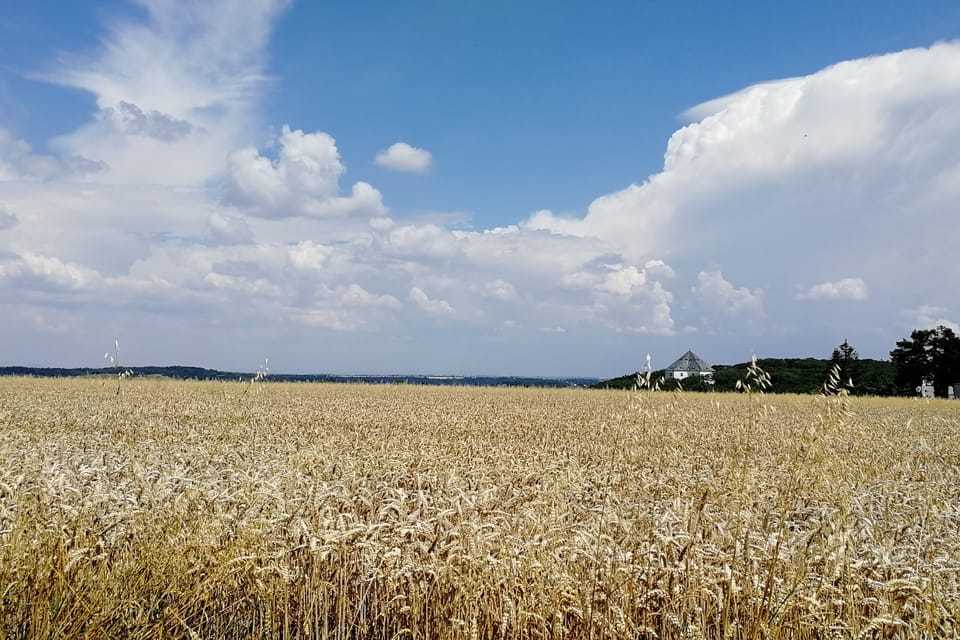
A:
1;377;958;639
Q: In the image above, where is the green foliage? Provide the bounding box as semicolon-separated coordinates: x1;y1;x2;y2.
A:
829;340;860;392
597;357;899;395
735;355;773;394
714;358;829;394
821;362;852;397
667;374;714;392
594;369;667;390
854;359;899;396
890;325;960;397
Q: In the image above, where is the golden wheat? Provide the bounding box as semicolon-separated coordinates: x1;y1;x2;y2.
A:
0;377;958;639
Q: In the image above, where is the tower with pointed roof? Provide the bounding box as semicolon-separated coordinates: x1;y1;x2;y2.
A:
664;350;714;384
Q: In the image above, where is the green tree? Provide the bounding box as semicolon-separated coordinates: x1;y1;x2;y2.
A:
890;326;960;397
855;359;898;396
828;339;860;393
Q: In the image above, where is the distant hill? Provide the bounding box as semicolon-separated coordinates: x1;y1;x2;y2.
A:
594;357;898;395
0;365;243;381
0;366;597;389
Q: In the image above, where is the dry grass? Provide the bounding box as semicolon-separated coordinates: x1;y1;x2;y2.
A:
1;377;958;639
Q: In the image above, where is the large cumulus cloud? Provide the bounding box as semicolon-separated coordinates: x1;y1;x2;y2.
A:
224;126;385;218
527;43;960;360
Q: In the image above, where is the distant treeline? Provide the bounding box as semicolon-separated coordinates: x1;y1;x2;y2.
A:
593;358;899;396
0;365;243;381
0;359;904;394
0;366;597;389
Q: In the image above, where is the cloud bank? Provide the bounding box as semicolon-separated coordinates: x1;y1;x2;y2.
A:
1;11;958;375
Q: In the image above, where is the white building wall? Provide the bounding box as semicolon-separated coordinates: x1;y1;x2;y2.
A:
669;370;712;380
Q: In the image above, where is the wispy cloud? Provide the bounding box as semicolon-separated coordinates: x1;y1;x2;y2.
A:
42;0;292;185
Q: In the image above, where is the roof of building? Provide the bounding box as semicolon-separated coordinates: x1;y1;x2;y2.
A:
664;350;714;373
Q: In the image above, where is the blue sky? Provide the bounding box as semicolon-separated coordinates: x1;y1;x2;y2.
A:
0;1;958;376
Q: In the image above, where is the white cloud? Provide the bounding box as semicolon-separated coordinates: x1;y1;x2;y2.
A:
641;289;676;336
560;270;597;290
287;283;401;331
599;265;647;297
522;209;590;237
644;259;675;280
44;0;291;186
0;129;107;181
98;101;194;142
534;44;960;267
409;287;456;316
480;279;517;301
557;261;676;335
694;271;763;315
375;142;432;173
287;240;333;271
369;216;395;232
208;210;253;245
225;125;386;218
0;133;58;181
292;308;360;332
798;277;868;301
375;223;460;259
50;0;290;113
341;283;401;309
0;251;101;290
203;271;284;298
905;305;959;333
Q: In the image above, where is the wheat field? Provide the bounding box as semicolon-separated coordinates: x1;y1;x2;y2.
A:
1;377;958;639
